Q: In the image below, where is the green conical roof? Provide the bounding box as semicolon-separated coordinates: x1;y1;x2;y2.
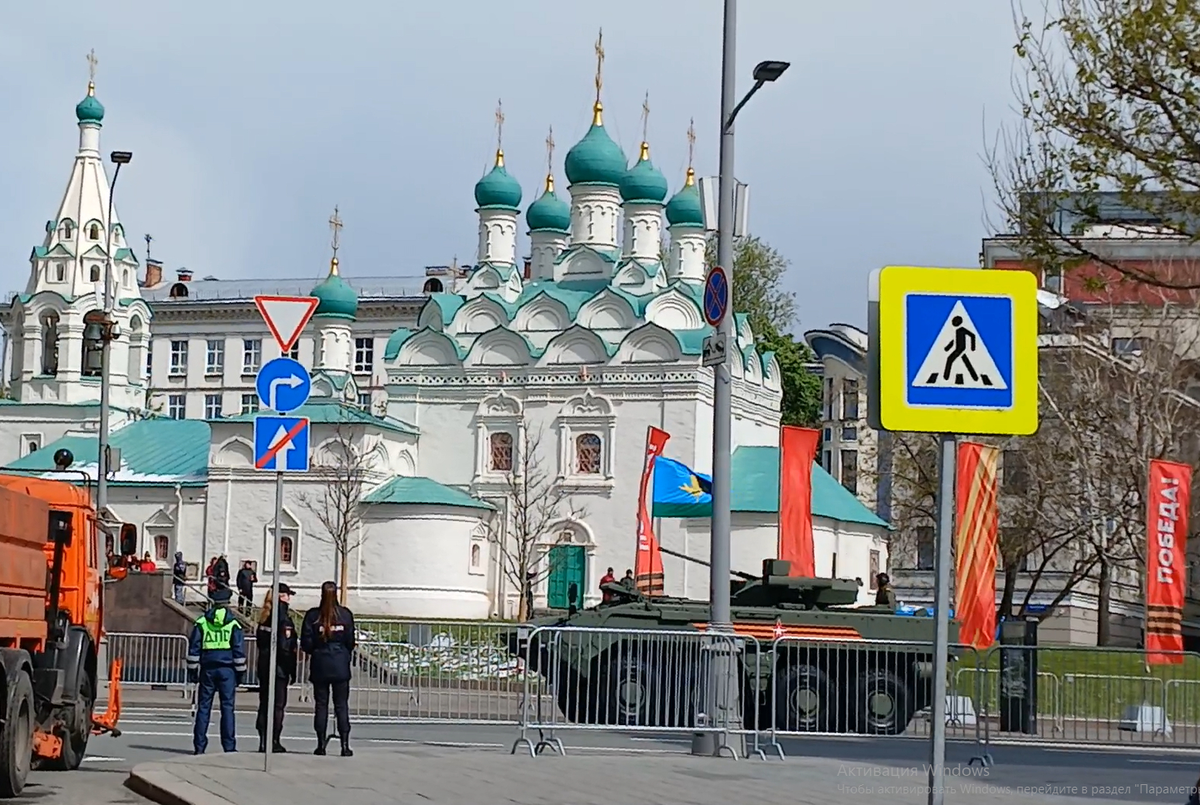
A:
311;262;358;320
620;142;668;204
665;168;704;227
474;151;522;211
527;175;571;233
564;103;628;187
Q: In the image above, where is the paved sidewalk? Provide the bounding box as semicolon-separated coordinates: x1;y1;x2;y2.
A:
126;745;1144;805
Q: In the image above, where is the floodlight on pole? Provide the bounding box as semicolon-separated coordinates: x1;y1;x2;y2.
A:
96;149;132;515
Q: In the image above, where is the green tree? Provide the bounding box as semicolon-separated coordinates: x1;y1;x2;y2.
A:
989;0;1200;289
706;235;822;426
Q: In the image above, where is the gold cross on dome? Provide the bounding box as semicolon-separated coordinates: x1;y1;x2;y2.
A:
546;126;555;173
87;49;98;82
594;28;605;101
641;92;650;142
329;206;343;255
495;99;505;152
686;118;696;168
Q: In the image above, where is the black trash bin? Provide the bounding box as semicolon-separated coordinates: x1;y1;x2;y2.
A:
998;618;1038;734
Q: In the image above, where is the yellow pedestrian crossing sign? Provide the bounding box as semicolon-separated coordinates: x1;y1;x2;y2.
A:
869;266;1039;435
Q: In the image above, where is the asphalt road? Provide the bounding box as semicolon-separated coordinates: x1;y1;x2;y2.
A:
16;697;1200;803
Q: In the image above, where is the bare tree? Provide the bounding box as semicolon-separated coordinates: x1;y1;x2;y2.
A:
298;422;385;604
485;422;587;620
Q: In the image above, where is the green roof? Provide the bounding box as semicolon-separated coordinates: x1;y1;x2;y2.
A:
474;160;523;211
564;117;628;187
311;272;358;320
363;476;494;510
422;293;466;327
216;400;417;436
652;445;889;529
665;175;704;227
8;419;209;487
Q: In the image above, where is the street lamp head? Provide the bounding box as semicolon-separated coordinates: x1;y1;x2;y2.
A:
110;151;133;165
752;61;790;83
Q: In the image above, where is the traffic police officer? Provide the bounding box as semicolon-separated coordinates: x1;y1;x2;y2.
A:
186;586;247;754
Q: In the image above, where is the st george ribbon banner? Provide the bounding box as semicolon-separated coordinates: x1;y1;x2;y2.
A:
954;442;999;651
1146;458;1191;665
635;426;670;595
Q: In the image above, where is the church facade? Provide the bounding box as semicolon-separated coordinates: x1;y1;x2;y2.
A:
0;73;888;619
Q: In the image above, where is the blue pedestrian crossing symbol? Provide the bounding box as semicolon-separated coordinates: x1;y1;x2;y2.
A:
904;294;1013;410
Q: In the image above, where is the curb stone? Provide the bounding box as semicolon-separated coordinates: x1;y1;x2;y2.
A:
126;765;233;805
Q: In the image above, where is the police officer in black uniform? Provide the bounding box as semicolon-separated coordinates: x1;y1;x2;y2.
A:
256;583;298;753
301;580;356;756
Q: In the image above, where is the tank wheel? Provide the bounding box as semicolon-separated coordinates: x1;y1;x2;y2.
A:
553;662;584;723
0;671;34;798
772;663;839;733
595;648;696;728
853;669;912;736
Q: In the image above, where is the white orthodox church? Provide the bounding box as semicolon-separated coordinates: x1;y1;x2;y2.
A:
0;71;889;619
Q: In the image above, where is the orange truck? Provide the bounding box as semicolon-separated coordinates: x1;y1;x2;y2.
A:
0;473;127;797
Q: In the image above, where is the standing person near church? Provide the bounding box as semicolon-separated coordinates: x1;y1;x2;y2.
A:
236;560;258;615
256;584;298;753
301;581;356;757
599;567;616;603
186;587;246;755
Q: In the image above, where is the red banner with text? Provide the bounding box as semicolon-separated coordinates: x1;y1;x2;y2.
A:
1146;459;1191;665
779;426;820;577
955;442;1000;651
635;427;670;595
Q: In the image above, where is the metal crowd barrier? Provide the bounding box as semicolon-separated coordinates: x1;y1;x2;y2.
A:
104;632;191;691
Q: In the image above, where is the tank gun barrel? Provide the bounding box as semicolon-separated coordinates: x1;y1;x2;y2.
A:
657;545;759;582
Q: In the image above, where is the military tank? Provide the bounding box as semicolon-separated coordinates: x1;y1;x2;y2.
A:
505;553;958;736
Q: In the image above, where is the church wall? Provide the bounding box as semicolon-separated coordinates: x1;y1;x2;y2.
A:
105;487;207;567
356;506;490;618
0;411;99;467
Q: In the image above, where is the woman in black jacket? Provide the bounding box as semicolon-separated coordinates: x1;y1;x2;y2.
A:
301;581;355;756
255;584;298;753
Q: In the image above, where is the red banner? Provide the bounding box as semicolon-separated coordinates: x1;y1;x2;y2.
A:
635;427;670;595
1146;459;1191;665
779;426;820;577
955;442;1000;651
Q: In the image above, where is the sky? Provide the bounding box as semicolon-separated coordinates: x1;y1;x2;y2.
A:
0;0;1023;333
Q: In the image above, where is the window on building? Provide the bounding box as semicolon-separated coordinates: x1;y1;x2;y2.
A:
575;434;602;474
205;340;224;375
242;339;261;373
841;379;859;420
279;536;294;566
424;278;443;294
824;377;835;420
22;435;40;455
357;392;372;411
54;263;65;282
241;393;258;415
284;343;300;361
146;347;153;379
821;450;832;472
489;432;514;472
88;223;100;240
169;340;188;376
153;534;169;562
40;312;59;376
60;221;74;240
89;265;101;282
168;394;186;420
204;394;223;419
470;543;481;569
869;550;880;589
916;526;935;570
1001;450;1029;495
354;338;374;373
841;426;857;441
81;311;105;377
840;449;858;494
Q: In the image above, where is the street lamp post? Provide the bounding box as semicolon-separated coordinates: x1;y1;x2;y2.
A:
97;150;132;517
700;0;789;757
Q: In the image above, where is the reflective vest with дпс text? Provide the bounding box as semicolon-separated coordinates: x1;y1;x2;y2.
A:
198;609;235;651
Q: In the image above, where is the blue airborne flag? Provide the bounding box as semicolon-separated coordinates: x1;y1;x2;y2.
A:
652;457;713;518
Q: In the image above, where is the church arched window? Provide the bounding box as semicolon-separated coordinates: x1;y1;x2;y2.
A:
89;265;101;283
575;433;602;475
60;221;74;240
40;312;59;376
54;263;65;282
82;311;105;378
88;223;101;241
423;278;443;294
127;317;145;383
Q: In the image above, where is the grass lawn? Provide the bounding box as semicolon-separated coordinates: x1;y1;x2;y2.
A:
950;645;1200;723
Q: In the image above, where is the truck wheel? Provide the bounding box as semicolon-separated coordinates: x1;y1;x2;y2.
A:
853;669;911;736
772;663;838;733
596;649;696;728
0;672;34;798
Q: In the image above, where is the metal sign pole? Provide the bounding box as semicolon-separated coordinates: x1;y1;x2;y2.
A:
927;433;955;805
264;470;284;772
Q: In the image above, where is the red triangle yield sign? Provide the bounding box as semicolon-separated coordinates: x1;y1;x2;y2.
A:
254;295;319;354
